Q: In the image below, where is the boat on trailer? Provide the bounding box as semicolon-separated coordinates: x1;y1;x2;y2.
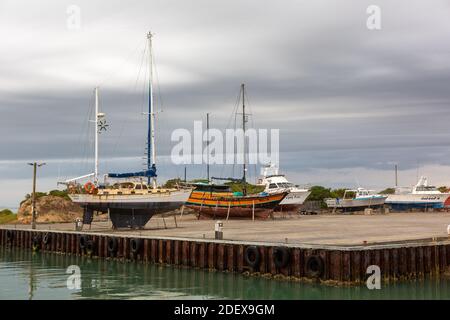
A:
65;32;191;229
325;188;387;212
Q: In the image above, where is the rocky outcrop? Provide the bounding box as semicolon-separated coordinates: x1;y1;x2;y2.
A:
17;195;82;223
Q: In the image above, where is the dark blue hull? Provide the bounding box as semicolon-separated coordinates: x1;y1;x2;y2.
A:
81;201;185;229
388;203;445;211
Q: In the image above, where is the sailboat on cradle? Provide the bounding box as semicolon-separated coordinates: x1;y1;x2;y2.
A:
65;32;192;229
185;84;289;219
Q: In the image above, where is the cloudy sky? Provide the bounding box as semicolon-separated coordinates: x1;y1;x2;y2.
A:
2;0;450;209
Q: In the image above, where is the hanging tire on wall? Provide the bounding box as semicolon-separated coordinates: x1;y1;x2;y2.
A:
244;246;261;270
107;237;118;256
305;255;324;278
272;246;290;269
32;235;41;252
6;230;13;242
79;235;89;251
130;238;143;255
86;239;96;256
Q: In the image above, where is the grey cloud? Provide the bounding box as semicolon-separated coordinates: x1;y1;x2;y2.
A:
2;0;450;207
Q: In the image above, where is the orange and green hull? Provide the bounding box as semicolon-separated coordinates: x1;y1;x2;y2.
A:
185;191;288;219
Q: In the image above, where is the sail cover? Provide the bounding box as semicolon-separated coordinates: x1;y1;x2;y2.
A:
108;165;157;178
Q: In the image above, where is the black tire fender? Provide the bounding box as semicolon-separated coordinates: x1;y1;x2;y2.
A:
305;255;324;278
272;246;290;269
244;246;261;269
107;237;118;254
79;235;89;250
130;238;143;254
86;239;95;255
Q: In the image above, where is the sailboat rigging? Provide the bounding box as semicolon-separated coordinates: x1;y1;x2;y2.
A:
186;84;289;219
65;32;192;229
109;33;157;182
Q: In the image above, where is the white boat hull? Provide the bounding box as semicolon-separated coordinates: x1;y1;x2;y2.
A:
69;189;192;229
326;197;386;209
386;193;450;210
279;190;311;205
69;189;191;204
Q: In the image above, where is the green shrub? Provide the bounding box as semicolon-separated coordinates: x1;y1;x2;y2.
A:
19;189;70;206
306;186;332;201
438;186;449;193
163;178;183;188
48;189;70;200
225;182;265;194
379;188;395;195
190;179;209;184
0;209;16;224
0;209;14;216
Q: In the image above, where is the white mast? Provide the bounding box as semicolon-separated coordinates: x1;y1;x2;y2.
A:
94;87;99;185
147;31;157;189
61;87;105;186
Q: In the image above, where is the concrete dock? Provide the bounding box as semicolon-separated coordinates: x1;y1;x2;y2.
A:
5;212;450;246
2;212;450;285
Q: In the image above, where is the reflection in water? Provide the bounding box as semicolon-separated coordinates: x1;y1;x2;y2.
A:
1;247;450;300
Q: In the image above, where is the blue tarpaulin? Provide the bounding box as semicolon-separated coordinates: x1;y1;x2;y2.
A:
108;166;157;178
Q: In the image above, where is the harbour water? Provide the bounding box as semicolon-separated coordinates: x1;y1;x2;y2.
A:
1;247;450;300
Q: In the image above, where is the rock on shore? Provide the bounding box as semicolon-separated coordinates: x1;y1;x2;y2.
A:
17;195;82;223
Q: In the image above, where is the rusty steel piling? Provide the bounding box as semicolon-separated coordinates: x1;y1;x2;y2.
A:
1;227;450;285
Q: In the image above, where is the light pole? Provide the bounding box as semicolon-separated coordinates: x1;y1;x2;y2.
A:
27;162;46;230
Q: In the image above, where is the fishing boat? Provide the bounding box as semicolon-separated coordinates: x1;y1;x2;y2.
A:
325;188;387;212
257;163;311;211
186;182;288;219
185;84;288;219
65;32;191;229
385;176;450;211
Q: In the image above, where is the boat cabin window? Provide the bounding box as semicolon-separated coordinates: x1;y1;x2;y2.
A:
116;182;134;189
416;186;438;192
269;183;278;189
278;183;292;188
135;184;148;190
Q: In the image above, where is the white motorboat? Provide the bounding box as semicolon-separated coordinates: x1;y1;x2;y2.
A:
385;176;450;210
325;188;387;211
257;164;311;211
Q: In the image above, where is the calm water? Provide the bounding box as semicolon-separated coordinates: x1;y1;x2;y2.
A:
1;247;450;300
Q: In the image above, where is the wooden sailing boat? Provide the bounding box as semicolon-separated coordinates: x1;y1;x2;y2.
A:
66;32;191;229
185;84;289;219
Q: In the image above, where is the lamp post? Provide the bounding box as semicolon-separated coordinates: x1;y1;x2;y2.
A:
27;162;46;230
